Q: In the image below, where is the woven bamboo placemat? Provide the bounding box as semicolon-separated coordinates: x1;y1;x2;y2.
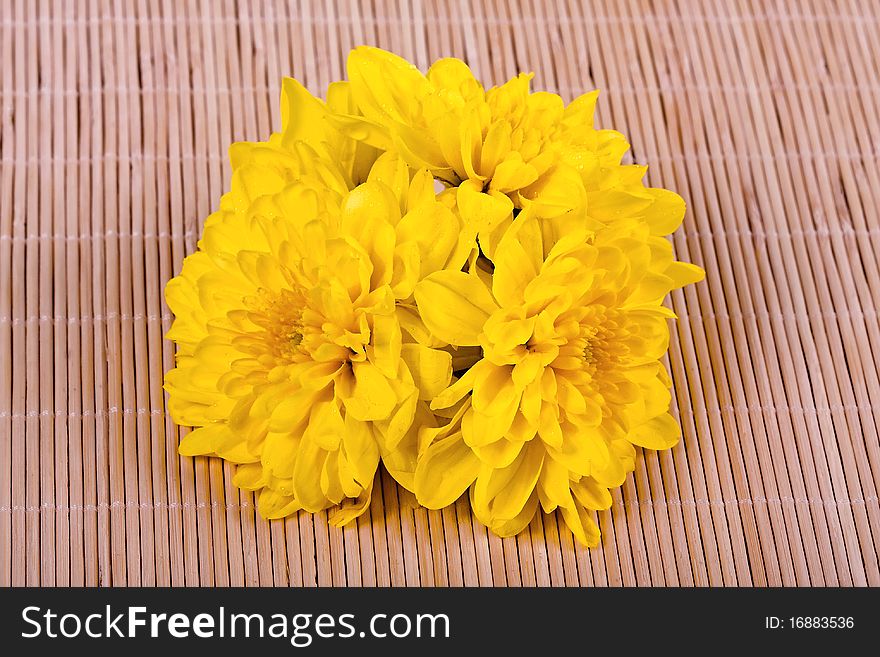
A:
1;0;879;587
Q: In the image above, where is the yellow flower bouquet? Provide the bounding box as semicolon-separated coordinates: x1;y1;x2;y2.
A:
164;47;703;547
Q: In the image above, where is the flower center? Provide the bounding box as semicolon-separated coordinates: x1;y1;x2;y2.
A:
577;308;622;373
241;287;307;363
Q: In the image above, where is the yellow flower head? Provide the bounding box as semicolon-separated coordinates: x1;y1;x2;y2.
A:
165;81;462;523
412;211;703;545
338;47;681;260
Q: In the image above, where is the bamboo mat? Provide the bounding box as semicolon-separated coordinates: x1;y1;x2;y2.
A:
1;0;879;588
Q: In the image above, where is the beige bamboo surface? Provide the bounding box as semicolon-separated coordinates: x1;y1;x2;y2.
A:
1;0;879;588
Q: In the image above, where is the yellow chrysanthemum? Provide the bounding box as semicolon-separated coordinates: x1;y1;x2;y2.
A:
411;210;703;546
164;82;464;524
337;47;682;259
164;48;705;548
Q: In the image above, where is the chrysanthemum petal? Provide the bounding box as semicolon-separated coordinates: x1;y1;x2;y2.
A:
563;90;600;128
396;197;461;275
178;424;223;457
473;442;544;521
519;163;586;218
471;364;519;415
368;312;402;378
343;362;398;421
342;411;380;486
328;480;374;527
560;501;601;547
463;401;519;448
479;120;512;177
479;490;540;538
291;435;332;513
426;58;481;98
366;152;411;214
232;463;268;490
665;261;706;288
491;214;543;307
537;456;574;513
571;477;613;511
587;189;654;223
414;270;498;346
642;188;687;235
472;437;525;469
304;399;345;451
347;45;427;125
280;77;331;154
258;489;303;520
414;433;481;509
340;182;399;286
400;344;453;401
629;413;681;450
455;181;513;240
